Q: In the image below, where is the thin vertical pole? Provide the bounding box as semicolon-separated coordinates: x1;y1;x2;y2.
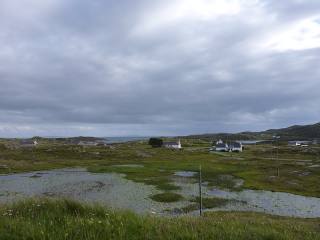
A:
199;165;202;216
277;138;280;177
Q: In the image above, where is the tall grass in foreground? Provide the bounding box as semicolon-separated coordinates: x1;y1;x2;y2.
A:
0;199;319;240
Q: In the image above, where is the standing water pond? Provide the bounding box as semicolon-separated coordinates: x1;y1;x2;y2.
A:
1;168;320;218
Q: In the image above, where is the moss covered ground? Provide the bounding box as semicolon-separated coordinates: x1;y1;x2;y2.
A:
0;139;319;198
0;199;319;240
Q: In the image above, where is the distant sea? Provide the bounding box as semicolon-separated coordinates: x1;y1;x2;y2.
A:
42;136;151;143
103;137;150;144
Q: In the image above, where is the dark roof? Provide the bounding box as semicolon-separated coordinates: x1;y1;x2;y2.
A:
216;143;227;148
163;142;179;145
230;142;242;148
20;139;35;144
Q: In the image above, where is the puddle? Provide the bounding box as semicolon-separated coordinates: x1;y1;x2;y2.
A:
1;168;320;218
112;164;144;168
174;171;197;177
0;168;185;214
207;188;320;218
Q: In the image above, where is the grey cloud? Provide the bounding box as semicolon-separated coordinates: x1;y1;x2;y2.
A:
0;0;320;137
261;0;320;21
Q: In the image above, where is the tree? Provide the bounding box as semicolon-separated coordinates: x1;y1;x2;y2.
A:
148;138;163;148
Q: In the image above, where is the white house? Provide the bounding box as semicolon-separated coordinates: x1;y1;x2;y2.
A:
212;140;243;152
229;142;243;152
288;141;310;147
163;139;182;149
214;140;229;152
288;141;301;146
20;140;38;148
216;139;224;145
78;141;98;146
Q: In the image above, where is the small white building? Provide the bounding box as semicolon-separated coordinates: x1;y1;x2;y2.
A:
212;140;243;152
214;140;229;152
288;141;310;147
229;142;243;152
78;141;98;146
216;139;224;145
20;140;38;148
163;139;182;149
288;141;301;146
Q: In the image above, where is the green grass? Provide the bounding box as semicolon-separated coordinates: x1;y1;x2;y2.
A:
182;197;234;213
149;193;183;203
0;139;320;197
0;199;319;240
1;139;319;238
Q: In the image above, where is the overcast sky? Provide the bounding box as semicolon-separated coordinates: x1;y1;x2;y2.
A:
0;0;320;137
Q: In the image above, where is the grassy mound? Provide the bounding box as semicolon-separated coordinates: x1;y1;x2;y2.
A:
182;197;233;212
193;197;231;208
0;199;319;240
149;192;183;202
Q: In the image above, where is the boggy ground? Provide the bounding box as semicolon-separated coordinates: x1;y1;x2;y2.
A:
0;139;319;198
0;199;319;240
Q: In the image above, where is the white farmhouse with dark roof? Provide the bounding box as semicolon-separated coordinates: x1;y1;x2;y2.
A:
20;139;38;148
214;140;228;152
163;139;182;149
229;142;243;152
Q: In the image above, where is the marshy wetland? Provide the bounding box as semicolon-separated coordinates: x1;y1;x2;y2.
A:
1;139;320;218
1;138;320;239
1;167;320;217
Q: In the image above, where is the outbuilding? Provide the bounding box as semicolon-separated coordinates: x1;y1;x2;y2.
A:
229;142;243;152
20;140;38;148
214;140;229;152
163;139;182;149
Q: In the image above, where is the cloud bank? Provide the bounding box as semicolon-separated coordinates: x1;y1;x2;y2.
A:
0;0;320;137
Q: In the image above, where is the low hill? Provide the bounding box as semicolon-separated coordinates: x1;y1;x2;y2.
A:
53;136;104;142
185;122;320;141
262;122;320;140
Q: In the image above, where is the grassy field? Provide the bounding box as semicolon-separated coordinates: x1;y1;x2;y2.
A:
0;138;319;198
1;139;320;239
0;199;319;240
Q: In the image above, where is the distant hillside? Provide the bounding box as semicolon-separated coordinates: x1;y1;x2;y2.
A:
262;122;320;140
185;122;320;141
49;136;104;143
